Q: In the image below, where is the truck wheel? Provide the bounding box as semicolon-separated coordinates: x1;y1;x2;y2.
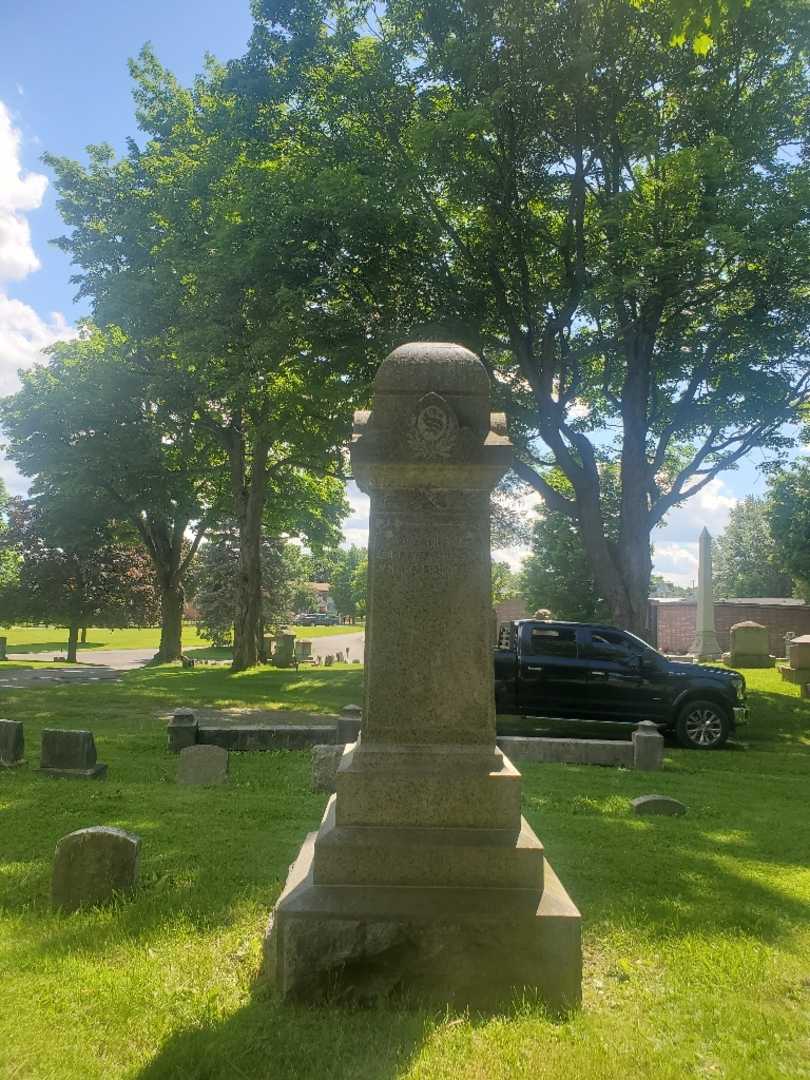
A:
675;700;730;749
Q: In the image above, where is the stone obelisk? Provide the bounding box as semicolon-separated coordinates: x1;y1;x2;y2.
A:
690;527;722;660
263;342;581;1010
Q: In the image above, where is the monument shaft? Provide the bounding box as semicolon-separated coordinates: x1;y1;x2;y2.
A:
264;343;581;1010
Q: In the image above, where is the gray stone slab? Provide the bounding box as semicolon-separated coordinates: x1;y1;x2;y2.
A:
198;724;336;752
311;744;345;793
52;826;140;912
632;794;687;816
0;719;24;766
39;729;106;779
632;721;664;771
177;743;229;785
497;735;634;768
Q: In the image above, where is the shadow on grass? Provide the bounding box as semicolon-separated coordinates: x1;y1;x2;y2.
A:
4;640;106;654
743;688;809;749
136;990;430;1080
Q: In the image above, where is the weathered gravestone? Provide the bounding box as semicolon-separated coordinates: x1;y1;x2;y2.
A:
778;634;810;687
0;719;24;767
726;621;773;668
263;342;581;1010
167;708;198;753
177;743;229;785
337;704;362;744
632;794;687;817
39;729;107;779
272;634;297;668
312;744;345;793
52;826;140;912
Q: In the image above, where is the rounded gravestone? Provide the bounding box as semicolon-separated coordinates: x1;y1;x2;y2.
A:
177;743;229;786
52;826;141;912
0;719;24;767
632;794;687;817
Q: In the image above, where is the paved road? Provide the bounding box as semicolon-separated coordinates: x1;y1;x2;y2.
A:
0;631;365;688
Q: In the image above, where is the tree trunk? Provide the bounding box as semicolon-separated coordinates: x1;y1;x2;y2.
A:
80;627;87;643
155;581;185;662
231;430;269;673
66;623;79;663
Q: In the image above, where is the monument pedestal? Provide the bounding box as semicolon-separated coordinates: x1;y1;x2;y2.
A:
263;343;581;1010
265;812;580;1011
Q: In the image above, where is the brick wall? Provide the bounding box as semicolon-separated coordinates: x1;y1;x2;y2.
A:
652;601;810;656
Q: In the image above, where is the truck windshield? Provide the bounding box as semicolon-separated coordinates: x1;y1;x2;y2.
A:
624;631;666;660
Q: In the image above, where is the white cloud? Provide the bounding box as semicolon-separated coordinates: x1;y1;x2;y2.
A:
652;541;699;588
654;476;738;547
0;101;48;283
0;295;71;395
0;100;73;497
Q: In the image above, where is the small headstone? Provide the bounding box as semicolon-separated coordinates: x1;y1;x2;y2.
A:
39;729;107;779
728;620;772;668
177;744;229;786
294;639;312;661
336;651;344;663
0;719;24;767
337;704;362;743
324;654;335;667
51;826;140;912
788;635;810;669
632;794;687;817
167;708;198;753
311;744;344;793
632;720;664;771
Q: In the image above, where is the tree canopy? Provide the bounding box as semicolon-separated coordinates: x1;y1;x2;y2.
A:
714;494;794;598
767;461;810;602
238;0;810;635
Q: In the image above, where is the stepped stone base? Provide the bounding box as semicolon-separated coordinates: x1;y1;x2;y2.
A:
264;829;581;1012
777;663;810;686
38;764;107;780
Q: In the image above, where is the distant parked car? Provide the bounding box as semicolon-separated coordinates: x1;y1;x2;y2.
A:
494;619;749;750
293;612;340;627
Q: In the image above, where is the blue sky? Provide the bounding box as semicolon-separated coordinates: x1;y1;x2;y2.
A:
0;0;803;586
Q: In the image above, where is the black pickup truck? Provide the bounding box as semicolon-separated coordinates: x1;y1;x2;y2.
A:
494;620;749;749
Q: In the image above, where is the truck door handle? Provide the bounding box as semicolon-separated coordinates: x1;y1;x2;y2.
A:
590;671;608;678
527;665;545;672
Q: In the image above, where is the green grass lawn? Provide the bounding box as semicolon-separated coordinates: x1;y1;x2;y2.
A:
0;666;808;1079
0;621;363;656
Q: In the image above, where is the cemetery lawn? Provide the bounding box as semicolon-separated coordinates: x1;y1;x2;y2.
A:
0;622;362;654
0;665;808;1080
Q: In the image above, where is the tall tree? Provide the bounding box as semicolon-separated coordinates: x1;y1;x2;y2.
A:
0;324;216;661
767;462;810;602
45;49;368;670
0;494;160;661
242;0;810;637
714;494;793;598
330;545;366;619
491;560;521;606
195;527;310;646
0;477;19;592
519;510;611;623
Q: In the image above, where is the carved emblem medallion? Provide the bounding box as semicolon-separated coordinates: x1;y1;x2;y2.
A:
407;393;459;459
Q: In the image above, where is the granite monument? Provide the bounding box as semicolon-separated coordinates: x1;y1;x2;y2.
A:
263;342;581;1010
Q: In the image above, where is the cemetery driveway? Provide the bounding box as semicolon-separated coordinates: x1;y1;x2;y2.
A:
0;648;154;688
0;631;365;688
